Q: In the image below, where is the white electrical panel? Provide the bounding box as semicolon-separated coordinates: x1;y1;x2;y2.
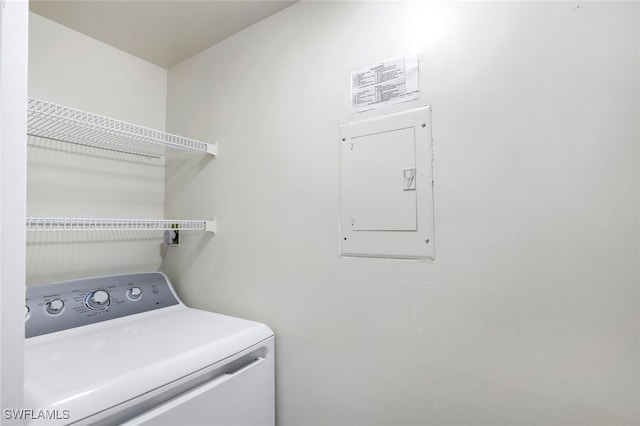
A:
339;106;434;259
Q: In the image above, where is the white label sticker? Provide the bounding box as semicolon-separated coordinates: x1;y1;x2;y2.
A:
351;55;419;112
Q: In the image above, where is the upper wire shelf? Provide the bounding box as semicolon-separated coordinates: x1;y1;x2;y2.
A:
26;217;216;233
27;98;217;158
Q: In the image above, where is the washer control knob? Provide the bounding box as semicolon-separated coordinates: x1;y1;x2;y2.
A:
91;290;110;305
127;287;142;300
46;299;64;315
86;290;111;310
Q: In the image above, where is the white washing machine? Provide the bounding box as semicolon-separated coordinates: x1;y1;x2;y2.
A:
24;272;274;426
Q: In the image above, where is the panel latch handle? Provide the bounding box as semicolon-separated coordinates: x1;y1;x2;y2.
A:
403;168;416;191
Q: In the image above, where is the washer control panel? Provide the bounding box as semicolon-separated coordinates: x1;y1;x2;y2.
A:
25;272;180;338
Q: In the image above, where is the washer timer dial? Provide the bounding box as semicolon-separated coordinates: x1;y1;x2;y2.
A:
86;290;111;310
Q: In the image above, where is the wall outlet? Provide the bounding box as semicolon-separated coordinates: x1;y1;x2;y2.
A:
164;229;180;246
170;229;179;246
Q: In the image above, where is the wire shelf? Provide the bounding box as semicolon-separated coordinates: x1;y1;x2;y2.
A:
26;217;216;233
27;98;217;158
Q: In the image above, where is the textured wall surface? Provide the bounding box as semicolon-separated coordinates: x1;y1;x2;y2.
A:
176;2;637;425
27;13;168;284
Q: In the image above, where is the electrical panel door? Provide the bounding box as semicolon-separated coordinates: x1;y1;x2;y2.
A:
349;127;417;232
340;106;434;259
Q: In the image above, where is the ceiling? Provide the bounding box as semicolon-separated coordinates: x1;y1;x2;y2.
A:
29;0;297;69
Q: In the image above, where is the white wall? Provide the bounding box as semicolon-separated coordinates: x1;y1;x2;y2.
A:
0;1;28;421
27;13;168;284
166;2;640;425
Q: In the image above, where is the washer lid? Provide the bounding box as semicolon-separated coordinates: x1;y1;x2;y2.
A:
24;305;273;424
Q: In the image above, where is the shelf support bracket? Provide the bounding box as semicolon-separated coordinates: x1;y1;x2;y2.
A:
205;218;217;234
206;142;218;157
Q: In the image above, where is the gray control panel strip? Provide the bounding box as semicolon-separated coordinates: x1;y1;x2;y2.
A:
25;272;180;338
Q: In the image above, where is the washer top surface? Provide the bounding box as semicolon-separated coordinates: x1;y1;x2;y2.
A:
24;273;273;423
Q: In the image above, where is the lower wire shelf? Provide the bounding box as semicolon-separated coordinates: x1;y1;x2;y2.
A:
26;217;216;233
